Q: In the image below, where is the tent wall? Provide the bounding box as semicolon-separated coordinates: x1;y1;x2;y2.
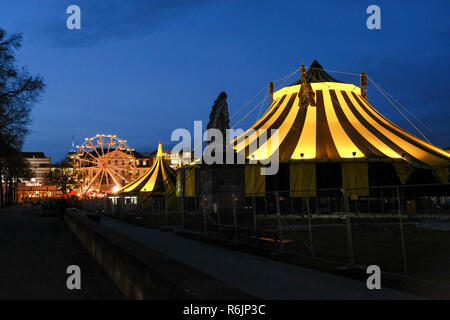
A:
176;172;183;197
185;167;196;197
368;162;401;186
289;163;316;197
245;165;265;196
406;168;440;185
316;162;342;189
432;165;449;184
266;163;290;192
392;161;415;184
342;162;369;196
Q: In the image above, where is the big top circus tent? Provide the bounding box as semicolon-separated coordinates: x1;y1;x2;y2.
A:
231;60;450;196
118;142;177;207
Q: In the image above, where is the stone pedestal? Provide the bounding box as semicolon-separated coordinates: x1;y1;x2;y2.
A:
198;164;244;213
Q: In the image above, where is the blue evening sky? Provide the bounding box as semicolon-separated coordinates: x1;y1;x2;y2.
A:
0;0;449;161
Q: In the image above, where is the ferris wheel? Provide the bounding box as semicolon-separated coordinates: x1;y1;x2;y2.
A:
74;134;136;195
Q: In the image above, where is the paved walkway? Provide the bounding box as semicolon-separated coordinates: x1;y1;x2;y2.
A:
0;206;122;299
95;213;420;299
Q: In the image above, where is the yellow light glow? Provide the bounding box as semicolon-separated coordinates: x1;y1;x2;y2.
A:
232;80;448;165
112;185;120;193
339;91;401;159
273;82;360;100
322;90;363;158
292;106;316;160
252;94;300;160
235;94;292;152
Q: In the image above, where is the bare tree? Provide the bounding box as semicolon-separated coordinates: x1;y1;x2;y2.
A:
0;149;32;205
0;28;45;206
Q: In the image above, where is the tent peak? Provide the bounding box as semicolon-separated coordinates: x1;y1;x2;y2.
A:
309;60;323;69
157;142;163;157
289;60;342;86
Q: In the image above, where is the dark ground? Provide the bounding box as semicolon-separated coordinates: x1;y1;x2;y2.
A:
0;205;122;300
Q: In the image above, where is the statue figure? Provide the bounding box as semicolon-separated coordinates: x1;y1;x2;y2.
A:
206;91;230;146
298;63;316;108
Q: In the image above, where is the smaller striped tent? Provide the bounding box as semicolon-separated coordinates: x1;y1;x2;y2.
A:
120;143;176;206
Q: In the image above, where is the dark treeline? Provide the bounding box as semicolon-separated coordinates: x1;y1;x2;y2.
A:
0;27;45;207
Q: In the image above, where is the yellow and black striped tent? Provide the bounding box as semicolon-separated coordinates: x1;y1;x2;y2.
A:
120;143;177;202
234;61;450;195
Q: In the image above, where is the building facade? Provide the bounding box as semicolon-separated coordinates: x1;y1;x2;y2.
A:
148;148;192;168
21;152;51;186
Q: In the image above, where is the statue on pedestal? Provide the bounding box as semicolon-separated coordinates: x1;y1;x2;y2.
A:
206;91;230;147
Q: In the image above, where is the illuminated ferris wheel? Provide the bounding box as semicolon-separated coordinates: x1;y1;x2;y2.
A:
74;134;136;195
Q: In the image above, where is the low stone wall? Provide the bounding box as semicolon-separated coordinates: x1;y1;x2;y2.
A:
64;211;252;300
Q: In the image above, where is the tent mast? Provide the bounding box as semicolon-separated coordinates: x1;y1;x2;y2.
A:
269;81;274;103
361;70;368;99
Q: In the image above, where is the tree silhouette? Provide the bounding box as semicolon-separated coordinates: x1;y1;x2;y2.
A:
0;28;45;206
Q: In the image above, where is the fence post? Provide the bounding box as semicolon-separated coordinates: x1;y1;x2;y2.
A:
213;199;220;240
263;194;268;216
315;196;319;214
275;191;283;250
290;197;293;214
232;193;239;244
343;187;350;214
343;187;354;266
181;196;185;229
252;196;258;245
164;195;168;226
306;195;314;256
327;197;331;214
216;199;221;225
346;215;354;266
202;195;207;236
396;186;408;277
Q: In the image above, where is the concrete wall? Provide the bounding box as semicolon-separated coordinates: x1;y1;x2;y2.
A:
64;211;252;300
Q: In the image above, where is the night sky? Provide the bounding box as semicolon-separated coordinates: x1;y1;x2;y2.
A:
1;0;449;161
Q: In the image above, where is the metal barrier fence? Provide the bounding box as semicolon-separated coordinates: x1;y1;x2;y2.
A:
77;183;450;285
